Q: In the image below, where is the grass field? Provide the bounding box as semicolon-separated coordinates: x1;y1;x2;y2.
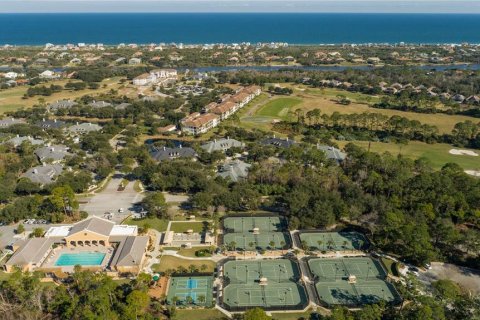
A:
256;97;303;117
124;217;169;232
0;77;123;114
336;140;480;171
173;309;226;320
239;85;479;135
153;256;216;273
170;221;208;233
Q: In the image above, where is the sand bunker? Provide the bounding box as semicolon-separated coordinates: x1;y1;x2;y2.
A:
465;170;480;177
449;149;479;156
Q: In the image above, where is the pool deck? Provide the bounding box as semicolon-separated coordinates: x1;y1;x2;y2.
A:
41;245;114;272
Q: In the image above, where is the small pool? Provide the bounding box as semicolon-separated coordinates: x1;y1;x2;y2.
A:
55;252;106;266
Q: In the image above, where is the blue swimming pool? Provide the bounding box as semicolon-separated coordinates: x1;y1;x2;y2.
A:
55;252;106;266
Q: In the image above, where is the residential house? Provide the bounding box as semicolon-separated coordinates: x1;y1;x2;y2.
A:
452;94;466;103
88;100;112;108
466;95;480;104
0;118;26;127
217;160;251;182
21;164;63;186
47;100;77;112
39;70;58;79
317;145;347;164
201;138;244;153
34;145;71;163
35;118;66;129
7;135;44;148
4;72;18;79
150;146;197;161
128;58;142;65
261;136;295;148
67;122;102;135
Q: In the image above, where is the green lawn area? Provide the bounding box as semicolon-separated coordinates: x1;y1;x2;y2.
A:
173;309;226;320
124;217;169;232
256;97;303;118
153;256;216;273
175;247;212;258
170;221;208;233
337;140;480;171
271;312;313;320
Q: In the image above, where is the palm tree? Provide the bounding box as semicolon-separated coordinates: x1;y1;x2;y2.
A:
249;242;255;252
172;296;179;306
229;241;237;251
197;294;206;306
186;295;194;306
269;241;276;251
280;241;286;254
343;240;348;252
200;264;208;271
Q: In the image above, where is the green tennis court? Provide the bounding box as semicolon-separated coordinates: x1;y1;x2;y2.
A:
167;276;214;306
223;232;291;250
222;259;307;310
223;216;286;233
224;260;299;284
299;231;368;251
308;257;386;281
315;279;399;306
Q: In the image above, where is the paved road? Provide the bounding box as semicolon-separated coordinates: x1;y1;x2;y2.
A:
79;173;144;223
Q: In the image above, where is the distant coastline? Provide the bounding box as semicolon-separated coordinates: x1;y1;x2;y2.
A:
1;13;480;45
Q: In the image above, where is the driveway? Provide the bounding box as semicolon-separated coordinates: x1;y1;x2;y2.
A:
79;173;144;223
418;262;480;294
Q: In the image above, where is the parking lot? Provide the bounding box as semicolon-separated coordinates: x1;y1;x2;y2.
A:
79;173;144;223
418;262;480;294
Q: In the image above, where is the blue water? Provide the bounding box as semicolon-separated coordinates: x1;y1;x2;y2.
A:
1;13;480;45
55;252;106;266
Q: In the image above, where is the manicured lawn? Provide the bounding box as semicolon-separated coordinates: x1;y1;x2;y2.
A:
170;221;208;233
336;140;480;171
271;312;313;320
153;256;216;273
256;97;303;118
176;247;212;258
124;217;169;232
173;309;226;320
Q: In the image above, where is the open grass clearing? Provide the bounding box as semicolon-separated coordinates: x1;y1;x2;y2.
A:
336;140;480;171
124;217;169;232
170;221;207;233
271;312;314;320
173;309;226;320
175;247;212;258
153;256;216;273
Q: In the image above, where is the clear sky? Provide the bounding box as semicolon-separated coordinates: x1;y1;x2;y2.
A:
2;0;480;13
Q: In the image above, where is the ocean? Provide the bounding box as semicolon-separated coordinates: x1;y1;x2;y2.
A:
1;13;480;45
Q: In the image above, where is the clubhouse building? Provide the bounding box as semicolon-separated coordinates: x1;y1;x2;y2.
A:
5;216;150;275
